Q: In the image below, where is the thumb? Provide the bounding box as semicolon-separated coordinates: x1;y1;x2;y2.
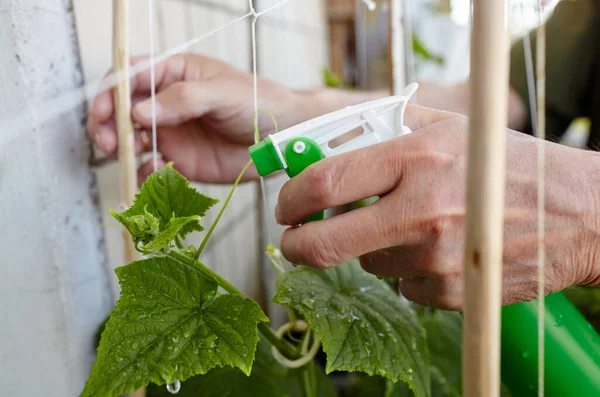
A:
132;80;222;128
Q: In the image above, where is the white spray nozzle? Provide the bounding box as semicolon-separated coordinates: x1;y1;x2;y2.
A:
264;83;418;169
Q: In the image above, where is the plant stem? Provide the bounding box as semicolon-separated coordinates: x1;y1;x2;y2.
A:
194;159;253;260
258;322;299;359
168;250;243;297
297;361;317;397
174;236;184;249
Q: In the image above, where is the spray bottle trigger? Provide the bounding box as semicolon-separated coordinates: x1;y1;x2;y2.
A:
283;137;325;223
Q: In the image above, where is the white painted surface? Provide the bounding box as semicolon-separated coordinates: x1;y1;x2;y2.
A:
0;1;112;396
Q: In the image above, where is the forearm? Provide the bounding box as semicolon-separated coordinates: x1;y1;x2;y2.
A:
295;81;528;133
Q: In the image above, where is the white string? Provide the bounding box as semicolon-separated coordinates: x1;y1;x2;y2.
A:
523;32;538;135
149;0;159;172
248;0;290;135
247;0;290;248
249;1;259;141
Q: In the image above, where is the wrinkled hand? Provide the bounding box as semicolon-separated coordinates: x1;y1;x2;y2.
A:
276;105;600;310
88;54;316;184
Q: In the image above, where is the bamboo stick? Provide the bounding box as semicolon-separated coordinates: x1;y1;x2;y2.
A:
113;1;145;397
462;1;509;396
389;0;405;95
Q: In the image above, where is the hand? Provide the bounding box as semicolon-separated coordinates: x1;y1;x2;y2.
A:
275;105;600;310
88;54;323;184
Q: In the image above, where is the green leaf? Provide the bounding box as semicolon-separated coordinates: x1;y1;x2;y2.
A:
322;67;342;88
141;216;201;254
110;206;160;246
81;256;268;397
113;162;218;239
146;337;338;397
273;260;430;397
419;310;462;396
412;35;445;66
383;370;457;397
385;378;413;397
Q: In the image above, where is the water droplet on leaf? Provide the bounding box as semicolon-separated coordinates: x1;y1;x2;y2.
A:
167;379;181;394
301;298;315;309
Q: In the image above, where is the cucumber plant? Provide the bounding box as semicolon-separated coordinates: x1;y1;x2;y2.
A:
81;162;462;397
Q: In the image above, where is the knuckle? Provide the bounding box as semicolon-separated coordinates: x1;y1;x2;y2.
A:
277;186;294;223
174;82;196;103
423;213;453;243
302;234;340;269
308;166;335;206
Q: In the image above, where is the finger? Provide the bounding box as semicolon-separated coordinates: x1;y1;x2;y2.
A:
132;80;229;128
89;55;189;124
280;200;415;269
398;276;463;310
136;130;150;154
138;157;167;186
276;143;402;226
87;115;103;140
359;245;438;279
90;119;118;155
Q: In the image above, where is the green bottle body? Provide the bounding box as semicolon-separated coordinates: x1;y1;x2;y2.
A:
501;292;600;396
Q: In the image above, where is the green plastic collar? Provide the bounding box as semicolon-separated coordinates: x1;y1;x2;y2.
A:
248;137;284;177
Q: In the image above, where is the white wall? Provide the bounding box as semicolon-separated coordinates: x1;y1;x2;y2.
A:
0;1;112;396
72;0;328;303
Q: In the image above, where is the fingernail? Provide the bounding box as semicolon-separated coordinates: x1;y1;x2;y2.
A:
97;126;116;153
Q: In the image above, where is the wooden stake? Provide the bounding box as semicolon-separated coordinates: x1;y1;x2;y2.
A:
388;0;406;95
463;1;508;396
113;1;145;396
